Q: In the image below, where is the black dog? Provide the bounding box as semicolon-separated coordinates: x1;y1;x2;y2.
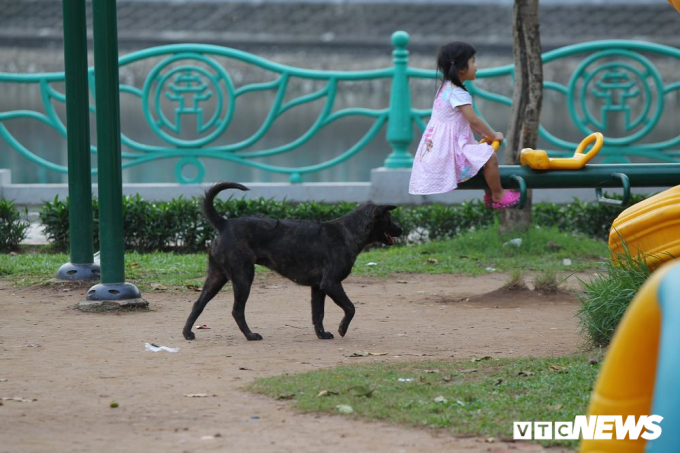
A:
183;182;403;342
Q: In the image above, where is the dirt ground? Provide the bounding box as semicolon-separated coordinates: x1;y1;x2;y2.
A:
0;272;590;453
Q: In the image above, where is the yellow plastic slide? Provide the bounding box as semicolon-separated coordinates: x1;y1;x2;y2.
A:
609;186;680;270
579;261;668;453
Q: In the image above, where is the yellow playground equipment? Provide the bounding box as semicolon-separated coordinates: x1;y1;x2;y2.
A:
520;132;604;170
582;181;680;452
609;185;680;271
669;0;680;14
580;259;680;453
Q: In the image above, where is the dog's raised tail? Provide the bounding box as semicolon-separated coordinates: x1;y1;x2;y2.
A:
203;182;249;231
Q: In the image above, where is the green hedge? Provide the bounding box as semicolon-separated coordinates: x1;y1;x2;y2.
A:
38;195;361;252
36;193;646;253
0;199;29;252
533;195;647;240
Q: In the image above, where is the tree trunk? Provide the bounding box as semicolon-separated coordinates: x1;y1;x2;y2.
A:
501;0;543;234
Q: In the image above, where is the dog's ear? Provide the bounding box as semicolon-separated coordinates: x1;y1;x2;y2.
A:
373;205;398;217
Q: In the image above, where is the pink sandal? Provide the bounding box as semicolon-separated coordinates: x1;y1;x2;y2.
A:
491;190;521;210
483;194;492;208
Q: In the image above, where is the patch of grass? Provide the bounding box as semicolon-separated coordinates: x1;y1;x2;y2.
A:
578;244;654;347
354;223;607;277
0;224;606;289
0;251;215;290
248;352;604;448
503;269;526;291
123;251;218;290
534;269;561;294
0;251;69;286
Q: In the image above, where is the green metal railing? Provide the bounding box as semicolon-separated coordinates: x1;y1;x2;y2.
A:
1;32;679;183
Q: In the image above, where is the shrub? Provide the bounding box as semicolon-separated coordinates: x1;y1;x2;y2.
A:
533;193;647;240
39;196;100;252
393;201;495;243
0;199;29;252
36;192;646;253
39;195;71;251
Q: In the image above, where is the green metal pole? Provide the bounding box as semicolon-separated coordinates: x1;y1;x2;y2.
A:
83;0;144;308
93;0;125;284
385;31;414;168
56;0;100;281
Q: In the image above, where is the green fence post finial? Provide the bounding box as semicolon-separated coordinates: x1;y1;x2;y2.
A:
384;31;414;168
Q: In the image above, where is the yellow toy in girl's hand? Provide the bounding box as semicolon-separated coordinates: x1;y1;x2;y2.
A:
480;138;501;152
520;132;604;170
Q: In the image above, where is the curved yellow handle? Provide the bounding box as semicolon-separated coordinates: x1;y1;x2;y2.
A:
520;132;604;170
575;132;604;161
480;138;501;152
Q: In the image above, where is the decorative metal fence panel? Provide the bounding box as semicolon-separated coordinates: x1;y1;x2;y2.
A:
1;32;679;183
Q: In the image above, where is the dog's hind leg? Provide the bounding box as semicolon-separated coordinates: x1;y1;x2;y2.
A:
311;286;334;340
183;262;228;340
320;281;356;337
231;265;262;341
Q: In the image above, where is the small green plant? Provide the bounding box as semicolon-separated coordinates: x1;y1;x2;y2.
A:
578;242;653;347
503;269;526;290
0;199;29;252
534;268;560;293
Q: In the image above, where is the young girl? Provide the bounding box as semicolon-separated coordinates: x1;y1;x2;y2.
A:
409;42;520;209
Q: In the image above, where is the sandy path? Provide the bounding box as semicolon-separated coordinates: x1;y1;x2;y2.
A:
0;273;583;453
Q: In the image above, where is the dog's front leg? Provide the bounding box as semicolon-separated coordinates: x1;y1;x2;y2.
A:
311;286;334;339
320;281;356;337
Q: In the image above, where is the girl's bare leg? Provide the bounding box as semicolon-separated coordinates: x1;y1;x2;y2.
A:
482;153;505;202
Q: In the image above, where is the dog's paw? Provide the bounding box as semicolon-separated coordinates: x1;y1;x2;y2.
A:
317;331;334;340
338;324;348;337
246;333;263;341
183;331;195;341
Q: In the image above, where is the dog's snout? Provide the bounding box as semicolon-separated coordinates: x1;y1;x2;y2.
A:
391;223;404;237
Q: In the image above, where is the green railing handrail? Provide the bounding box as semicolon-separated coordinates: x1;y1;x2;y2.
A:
1;33;679;183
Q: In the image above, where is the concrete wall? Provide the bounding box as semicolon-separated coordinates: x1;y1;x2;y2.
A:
1;168;667;207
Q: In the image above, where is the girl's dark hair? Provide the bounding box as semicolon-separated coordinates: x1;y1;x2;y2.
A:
436;42;476;91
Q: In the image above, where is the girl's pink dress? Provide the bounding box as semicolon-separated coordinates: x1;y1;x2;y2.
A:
409;82;494;195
